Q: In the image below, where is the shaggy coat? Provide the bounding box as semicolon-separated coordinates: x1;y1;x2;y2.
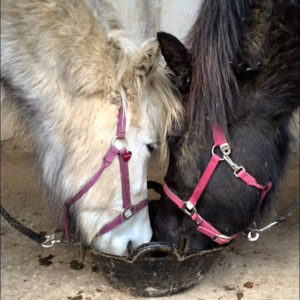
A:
152;0;300;251
1;0;183;255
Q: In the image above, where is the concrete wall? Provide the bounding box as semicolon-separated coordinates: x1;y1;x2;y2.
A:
1;84;22;141
0;0;202;142
1;0;299;147
112;0;201;43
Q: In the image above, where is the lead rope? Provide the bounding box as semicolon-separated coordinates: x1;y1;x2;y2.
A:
0;98;129;248
0;204;46;245
0;203;69;248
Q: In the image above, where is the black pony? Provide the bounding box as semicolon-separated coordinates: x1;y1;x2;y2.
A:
155;0;299;252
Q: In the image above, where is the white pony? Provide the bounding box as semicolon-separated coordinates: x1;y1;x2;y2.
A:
1;0;182;255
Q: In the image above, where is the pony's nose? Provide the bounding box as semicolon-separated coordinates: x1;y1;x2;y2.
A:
246;58;262;72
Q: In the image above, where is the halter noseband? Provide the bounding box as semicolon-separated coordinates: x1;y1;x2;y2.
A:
163;124;272;245
62;102;148;241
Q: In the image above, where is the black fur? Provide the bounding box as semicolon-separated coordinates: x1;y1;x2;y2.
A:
157;32;191;95
153;0;300;252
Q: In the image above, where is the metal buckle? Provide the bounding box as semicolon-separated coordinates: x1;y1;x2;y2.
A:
212;142;247;177
41;234;65;248
222;155;246;176
122;206;134;219
183;201;197;217
111;136;128;150
212;234;231;242
220;143;231;156
234;166;246;177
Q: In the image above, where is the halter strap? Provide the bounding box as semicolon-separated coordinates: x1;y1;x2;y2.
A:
212;123;227;146
97;199;149;235
163;125;272;245
62;105;148;241
63;146;119;241
188;154;220;207
117;105;126;138
119;148;131;209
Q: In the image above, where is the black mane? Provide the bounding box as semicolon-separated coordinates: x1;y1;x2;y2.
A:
185;0;299;140
152;0;300;252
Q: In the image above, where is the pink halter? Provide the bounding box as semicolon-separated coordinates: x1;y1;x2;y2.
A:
163;124;272;245
62;105;148;241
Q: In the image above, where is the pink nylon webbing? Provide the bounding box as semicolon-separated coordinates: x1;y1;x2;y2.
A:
189;154;220;206
162;182;185;209
163;124;272;245
193;213;237;245
212;124;227;146
62;105;148;241
63;146;119;241
117;106;126;138
97;198;149;235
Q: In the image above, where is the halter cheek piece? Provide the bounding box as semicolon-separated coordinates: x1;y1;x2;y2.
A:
62;105;148;241
163;124;272;245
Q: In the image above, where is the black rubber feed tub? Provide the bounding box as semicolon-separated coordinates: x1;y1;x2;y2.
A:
91;242;224;297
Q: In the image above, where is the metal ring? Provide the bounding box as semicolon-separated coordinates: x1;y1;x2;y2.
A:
211;145;225;160
247;231;260;242
212;234;231;241
41;234;62;248
122;206;134;220
111;136;128;150
183;202;197;217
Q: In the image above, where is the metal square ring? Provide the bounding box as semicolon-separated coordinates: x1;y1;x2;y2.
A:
122;206;134;219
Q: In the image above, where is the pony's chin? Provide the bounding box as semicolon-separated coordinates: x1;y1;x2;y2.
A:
149;199;216;253
91;209;153;256
91;235;131;256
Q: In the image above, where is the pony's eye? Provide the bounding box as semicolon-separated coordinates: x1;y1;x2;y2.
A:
167;135;182;145
146;144;156;153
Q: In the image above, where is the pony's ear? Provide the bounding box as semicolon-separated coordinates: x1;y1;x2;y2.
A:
107;34;124;64
134;39;160;78
157;32;191;94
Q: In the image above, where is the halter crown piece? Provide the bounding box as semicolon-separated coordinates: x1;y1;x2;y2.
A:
163;124;272;245
62;89;148;241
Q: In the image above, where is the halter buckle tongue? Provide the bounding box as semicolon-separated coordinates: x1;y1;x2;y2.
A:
223;155;245;175
183;201;197;217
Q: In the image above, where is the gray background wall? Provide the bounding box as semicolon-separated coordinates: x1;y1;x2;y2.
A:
1;0;298;146
112;0;202;43
0;0;202;141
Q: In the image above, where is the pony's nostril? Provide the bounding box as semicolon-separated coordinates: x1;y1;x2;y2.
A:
127;240;133;255
256;61;262;68
178;237;189;254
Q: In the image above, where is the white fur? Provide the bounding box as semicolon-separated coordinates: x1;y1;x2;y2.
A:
1;0;182;256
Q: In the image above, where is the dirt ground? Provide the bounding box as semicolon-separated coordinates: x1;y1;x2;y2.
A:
1;140;299;300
